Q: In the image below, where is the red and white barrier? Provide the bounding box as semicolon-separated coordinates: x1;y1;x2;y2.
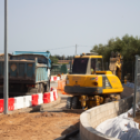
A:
38;93;43;104
50;76;60;82
43;90;58;103
14;97;24;110
0;99;4;112
0;89;59;113
8;98;14;111
23;95;32;108
0;98;15;112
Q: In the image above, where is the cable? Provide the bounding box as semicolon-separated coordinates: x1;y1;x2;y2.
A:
0;45;93;52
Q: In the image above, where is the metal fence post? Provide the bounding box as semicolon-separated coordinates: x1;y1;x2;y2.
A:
133;55;138;118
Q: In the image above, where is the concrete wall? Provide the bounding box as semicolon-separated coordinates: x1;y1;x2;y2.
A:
80;96;133;140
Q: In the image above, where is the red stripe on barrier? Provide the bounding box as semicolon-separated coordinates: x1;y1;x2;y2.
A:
43;93;51;103
53;77;57;81
53;91;57;100
32;94;39;106
0;99;4;113
32;94;38;100
8;98;14;111
31;100;38;106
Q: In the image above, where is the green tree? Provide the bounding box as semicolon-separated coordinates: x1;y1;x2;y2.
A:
50;55;58;65
90;34;140;61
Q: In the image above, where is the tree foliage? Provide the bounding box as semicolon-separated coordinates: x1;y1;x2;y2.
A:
90;34;140;62
50;55;58;65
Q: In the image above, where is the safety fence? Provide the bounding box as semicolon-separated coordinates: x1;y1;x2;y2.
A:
104;60;135;83
0;90;58;113
133;55;140;117
123;82;134;89
80;83;134;140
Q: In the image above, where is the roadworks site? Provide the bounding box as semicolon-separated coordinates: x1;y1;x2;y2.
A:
0;111;80;140
0;83;139;140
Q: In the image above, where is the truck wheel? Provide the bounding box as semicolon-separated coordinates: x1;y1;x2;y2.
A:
46;80;50;92
67;97;72;109
71;97;79;109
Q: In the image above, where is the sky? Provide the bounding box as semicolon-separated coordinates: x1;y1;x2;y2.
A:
0;0;140;56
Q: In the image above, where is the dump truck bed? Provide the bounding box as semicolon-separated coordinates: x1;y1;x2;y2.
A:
0;60;49;84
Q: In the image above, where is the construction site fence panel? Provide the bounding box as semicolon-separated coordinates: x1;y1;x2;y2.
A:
133;55;140;117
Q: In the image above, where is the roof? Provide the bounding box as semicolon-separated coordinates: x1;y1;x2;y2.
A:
13;51;50;58
58;60;73;64
75;55;103;58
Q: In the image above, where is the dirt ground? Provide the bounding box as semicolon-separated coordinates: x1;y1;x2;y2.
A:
0;112;80;140
0;83;133;140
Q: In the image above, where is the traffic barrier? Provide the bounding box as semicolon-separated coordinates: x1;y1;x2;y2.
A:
50;91;54;102
0;89;59;113
51;76;60;81
0;99;14;112
57;80;69;95
57;80;66;91
0;99;4;112
43;92;51;103
23;95;32;108
57;81;61;90
38;93;43;104
8;98;14;111
14;97;24;110
53;90;58;100
53;92;57;100
51;87;54;91
43;90;59;103
31;94;39;106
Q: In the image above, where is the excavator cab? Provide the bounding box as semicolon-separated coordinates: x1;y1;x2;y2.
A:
71;53;104;75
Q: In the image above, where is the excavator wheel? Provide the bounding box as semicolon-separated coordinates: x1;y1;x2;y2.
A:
66;97;72;109
115;94;121;100
110;94;121;101
104;97;112;103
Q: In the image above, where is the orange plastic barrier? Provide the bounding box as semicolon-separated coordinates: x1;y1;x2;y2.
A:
57;80;70;95
57;81;62;90
61;80;65;91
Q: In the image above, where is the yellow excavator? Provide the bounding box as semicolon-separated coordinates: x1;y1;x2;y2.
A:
64;52;123;109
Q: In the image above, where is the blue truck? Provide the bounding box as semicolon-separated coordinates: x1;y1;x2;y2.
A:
0;51;51;97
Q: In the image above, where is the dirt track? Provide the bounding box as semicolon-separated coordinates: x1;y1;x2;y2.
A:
0;85;133;140
0;112;80;140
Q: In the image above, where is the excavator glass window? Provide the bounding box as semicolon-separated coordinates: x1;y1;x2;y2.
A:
72;58;89;74
91;58;103;73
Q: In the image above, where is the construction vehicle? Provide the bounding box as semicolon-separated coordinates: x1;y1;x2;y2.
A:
109;51;122;80
0;51;51;97
64;52;123;109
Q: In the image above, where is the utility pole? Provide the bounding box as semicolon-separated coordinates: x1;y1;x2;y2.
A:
4;0;9;114
75;44;77;55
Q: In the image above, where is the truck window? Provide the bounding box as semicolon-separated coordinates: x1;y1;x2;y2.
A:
72;58;89;74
